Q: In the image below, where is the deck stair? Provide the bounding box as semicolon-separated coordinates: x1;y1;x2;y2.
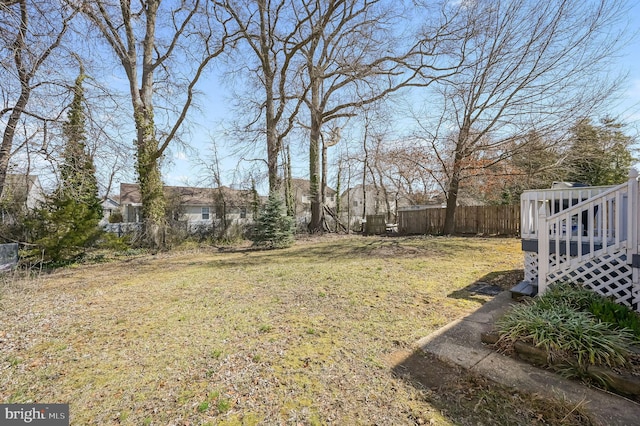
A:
510;280;538;300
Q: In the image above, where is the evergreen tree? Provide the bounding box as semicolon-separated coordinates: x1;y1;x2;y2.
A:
251;192;294;249
28;69;103;263
564;118;635;186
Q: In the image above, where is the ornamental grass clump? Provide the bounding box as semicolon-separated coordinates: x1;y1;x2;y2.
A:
495;283;635;372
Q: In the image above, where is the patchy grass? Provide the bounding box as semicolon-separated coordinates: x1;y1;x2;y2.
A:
0;235;587;424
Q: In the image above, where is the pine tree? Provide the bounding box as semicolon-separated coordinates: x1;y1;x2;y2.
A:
251;192;294;249
28;69;103;263
565;118;635;186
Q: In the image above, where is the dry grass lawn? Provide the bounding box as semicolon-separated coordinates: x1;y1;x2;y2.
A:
0;236;590;425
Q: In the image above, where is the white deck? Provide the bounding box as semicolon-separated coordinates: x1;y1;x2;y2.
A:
521;170;640;311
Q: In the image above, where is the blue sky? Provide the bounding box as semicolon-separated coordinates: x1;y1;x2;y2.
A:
161;2;640;190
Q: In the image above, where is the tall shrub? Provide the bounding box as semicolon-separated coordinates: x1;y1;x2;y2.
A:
27;70;102;263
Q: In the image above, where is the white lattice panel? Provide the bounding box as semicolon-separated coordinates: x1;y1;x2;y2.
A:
546;249;636;309
524;252;538;282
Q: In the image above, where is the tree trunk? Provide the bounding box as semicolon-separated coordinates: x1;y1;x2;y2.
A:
134;103;165;247
443;131;467;235
321;141;328;205
265;84;280;193
0;0;29;198
308;119;322;232
134;0;165;248
0;90;29;198
308;65;323;233
285;145;294;216
443;171;460;235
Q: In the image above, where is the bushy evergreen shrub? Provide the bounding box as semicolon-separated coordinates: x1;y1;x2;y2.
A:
251;192;294;249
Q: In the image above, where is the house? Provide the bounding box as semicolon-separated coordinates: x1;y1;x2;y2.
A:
100;197;120;226
340;184;397;221
287;178;337;219
514;168;640;312
119;183;257;230
0;174;46;223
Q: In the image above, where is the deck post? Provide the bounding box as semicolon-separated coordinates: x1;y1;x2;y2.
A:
629;168;639;310
629;168;639;254
537;202;549;294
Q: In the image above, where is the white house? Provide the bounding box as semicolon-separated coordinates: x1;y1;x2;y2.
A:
100;197;121;226
0;174;46;223
287;178;337;219
119;183;257;230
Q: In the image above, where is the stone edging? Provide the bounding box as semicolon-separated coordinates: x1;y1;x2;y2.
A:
480;332;640;398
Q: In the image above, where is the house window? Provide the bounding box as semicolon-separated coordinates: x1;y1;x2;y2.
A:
353;200;358;207
240;207;247;219
201;207;210;220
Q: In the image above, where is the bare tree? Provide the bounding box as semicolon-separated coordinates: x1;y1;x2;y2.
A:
413;0;631;234
217;0;313;194
74;0;230;247
0;0;76;196
294;0;453;232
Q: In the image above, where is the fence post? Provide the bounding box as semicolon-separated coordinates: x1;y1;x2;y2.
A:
537;202;549;294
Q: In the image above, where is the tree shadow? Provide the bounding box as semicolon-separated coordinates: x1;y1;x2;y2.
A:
448;269;523;303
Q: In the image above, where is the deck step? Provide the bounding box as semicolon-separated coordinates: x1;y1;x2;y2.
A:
510;280;538;300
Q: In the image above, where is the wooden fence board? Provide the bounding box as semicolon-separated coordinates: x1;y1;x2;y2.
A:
398;205;520;236
365;214;387;235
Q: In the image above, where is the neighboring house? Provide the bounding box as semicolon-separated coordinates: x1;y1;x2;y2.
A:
0;174;46;223
340;184;395;222
119;183;258;230
100;197;121;226
287;178;337;219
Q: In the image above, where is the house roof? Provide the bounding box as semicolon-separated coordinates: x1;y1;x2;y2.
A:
290;178;336;196
339;184;385;199
101;197;120;208
119;183;255;207
119;183;142;205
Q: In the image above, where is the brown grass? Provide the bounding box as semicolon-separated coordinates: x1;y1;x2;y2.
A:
0;235;591;425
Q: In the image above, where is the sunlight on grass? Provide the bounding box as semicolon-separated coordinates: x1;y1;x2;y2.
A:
0;236;522;424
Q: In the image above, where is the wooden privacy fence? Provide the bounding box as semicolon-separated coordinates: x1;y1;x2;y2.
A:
398;205;520;236
364;214;387;235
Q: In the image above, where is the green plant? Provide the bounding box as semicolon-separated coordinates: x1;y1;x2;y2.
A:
496;300;633;369
589;297;640;340
534;282;601;312
540;282;640;340
217;398;230;413
258;324;272;333
108;211;124;223
251;192;294;249
197;401;209;412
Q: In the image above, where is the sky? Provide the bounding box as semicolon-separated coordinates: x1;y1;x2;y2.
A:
159;1;640;193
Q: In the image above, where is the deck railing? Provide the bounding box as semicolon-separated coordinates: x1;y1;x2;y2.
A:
521;185;613;240
536;169;640;294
